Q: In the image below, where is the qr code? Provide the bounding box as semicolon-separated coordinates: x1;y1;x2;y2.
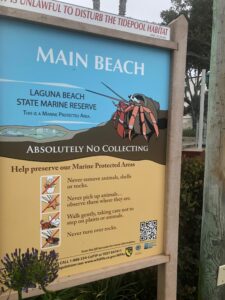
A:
140;220;157;241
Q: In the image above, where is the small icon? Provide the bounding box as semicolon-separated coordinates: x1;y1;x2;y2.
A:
41;194;60;213
40;212;60;230
125;247;133;257
135;245;141;251
42;175;60;194
144;243;153;249
41;229;60;249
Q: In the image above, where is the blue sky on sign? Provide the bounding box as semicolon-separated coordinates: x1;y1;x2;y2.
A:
62;0;172;23
0;18;171;131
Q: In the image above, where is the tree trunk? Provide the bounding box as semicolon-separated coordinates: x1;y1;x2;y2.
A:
18;290;23;300
92;0;100;11
119;0;127;16
199;0;225;299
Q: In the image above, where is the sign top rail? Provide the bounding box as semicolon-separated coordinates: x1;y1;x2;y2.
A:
0;0;171;41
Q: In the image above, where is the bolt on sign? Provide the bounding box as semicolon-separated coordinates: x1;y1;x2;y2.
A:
0;1;187;299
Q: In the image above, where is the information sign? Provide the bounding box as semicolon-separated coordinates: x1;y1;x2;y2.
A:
0;16;170;276
0;4;187;300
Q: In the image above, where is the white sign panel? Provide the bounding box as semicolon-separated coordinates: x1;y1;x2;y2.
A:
0;0;170;40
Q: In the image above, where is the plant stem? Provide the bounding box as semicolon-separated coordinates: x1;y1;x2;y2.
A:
18;289;22;300
42;286;54;300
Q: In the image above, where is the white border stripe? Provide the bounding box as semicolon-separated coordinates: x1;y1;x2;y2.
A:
0;0;170;40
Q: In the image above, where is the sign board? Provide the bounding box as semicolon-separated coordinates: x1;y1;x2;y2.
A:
0;0;170;40
0;3;187;300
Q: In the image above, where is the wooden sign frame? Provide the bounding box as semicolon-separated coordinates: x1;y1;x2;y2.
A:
0;4;187;300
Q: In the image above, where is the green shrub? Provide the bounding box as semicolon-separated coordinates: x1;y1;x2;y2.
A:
177;157;204;300
183;128;196;137
33;275;144;300
125;267;157;300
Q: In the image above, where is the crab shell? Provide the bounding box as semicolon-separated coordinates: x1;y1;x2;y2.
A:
127;94;160;135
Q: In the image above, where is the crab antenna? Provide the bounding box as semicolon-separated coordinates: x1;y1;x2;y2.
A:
86;89;129;103
101;82;126;101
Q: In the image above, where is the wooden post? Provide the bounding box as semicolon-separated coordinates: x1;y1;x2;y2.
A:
157;15;188;300
197;69;206;150
199;0;225;299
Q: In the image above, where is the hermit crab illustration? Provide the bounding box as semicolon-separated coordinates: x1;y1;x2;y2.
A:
86;82;160;141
